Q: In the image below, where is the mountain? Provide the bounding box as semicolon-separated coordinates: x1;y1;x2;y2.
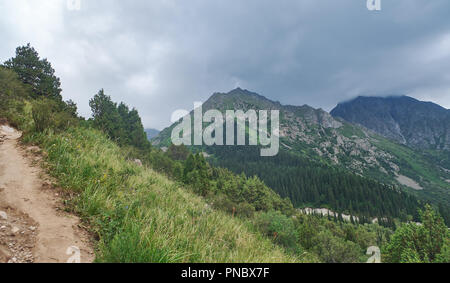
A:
4;44;448;263
331;96;450;150
145;128;160;140
153;88;450;221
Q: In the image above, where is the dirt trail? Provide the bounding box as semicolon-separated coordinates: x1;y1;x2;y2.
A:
0;124;94;263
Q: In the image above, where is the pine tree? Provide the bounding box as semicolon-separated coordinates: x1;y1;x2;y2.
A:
4;43;62;101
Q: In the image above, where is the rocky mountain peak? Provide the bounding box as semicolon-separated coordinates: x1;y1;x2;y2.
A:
331;95;450;150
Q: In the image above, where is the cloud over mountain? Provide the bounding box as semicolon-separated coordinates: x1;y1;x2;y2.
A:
1;0;450;129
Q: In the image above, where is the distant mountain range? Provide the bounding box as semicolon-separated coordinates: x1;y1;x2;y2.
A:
145;128;160;140
331;96;450;150
152;89;450;219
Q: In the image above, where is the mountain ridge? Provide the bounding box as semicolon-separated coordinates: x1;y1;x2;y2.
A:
153;89;450;213
145;128;160;140
331;95;450;150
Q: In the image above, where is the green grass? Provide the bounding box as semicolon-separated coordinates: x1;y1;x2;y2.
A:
25;126;299;263
373;136;450;204
375;137;445;184
337;123;366;139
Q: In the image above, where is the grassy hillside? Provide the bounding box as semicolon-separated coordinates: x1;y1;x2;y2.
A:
23;126;298;262
373;136;450;205
0;64;302;262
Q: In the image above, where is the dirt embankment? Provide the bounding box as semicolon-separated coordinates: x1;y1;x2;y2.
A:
0;124;94;263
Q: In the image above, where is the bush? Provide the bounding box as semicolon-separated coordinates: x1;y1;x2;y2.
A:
435;240;450;263
211;194;235;214
255;211;298;250
311;230;361;263
28;126;297;263
236;202;256;218
383;205;449;263
31;98;77;132
0;67;33;129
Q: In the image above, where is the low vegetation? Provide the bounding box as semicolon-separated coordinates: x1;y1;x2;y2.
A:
27;127;297;262
1;44;448;263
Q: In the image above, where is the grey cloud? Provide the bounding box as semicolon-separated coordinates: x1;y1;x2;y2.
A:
1;0;449;129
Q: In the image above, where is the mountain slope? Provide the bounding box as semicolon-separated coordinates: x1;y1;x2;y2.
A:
153;89;450;220
145;128;160;140
25;126;300;262
0;124;94;263
1;66;298;263
331;96;450;150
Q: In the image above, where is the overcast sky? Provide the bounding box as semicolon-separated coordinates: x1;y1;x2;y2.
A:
1;0;449;129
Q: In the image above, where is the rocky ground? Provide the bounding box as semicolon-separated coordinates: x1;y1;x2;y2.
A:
0;206;37;263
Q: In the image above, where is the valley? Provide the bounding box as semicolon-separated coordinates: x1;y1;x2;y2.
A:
153;88;450;224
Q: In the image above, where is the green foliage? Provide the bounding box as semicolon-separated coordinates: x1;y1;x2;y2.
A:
26;127;297;262
0;67;33;129
167;144;190;161
89;89;149;149
183;153;210;195
435;240;450;263
89;89;122;137
375;137;450;209
140;145;294;217
31;98;78;132
255;211;298;250
1;50;77;132
155;89;450;225
293;214;393;263
3;43;62;101
63;99;78;117
182;153;294;215
311;230;361;263
3;44;447;263
0;66;30;102
383;205;450;263
209;146;420;223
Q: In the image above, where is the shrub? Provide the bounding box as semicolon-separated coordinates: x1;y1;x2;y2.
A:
311;230;361;263
28;126;298;263
31;98;77;132
255;211;298;250
383;205;449;263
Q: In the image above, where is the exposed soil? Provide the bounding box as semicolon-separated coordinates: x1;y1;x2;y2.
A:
0;124;94;263
396;174;424;191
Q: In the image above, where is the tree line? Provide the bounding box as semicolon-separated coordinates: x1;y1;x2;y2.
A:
207;145;420;224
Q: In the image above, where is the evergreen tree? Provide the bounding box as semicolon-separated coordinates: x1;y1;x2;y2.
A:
208;145;422;222
89;89;149;149
384;205;449;263
4;43;62;101
89;89;122;141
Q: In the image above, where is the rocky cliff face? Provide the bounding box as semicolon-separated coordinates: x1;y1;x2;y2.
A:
331;96;450;150
203;88;343;130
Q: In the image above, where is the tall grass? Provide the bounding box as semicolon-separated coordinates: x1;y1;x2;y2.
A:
26;126;298;262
